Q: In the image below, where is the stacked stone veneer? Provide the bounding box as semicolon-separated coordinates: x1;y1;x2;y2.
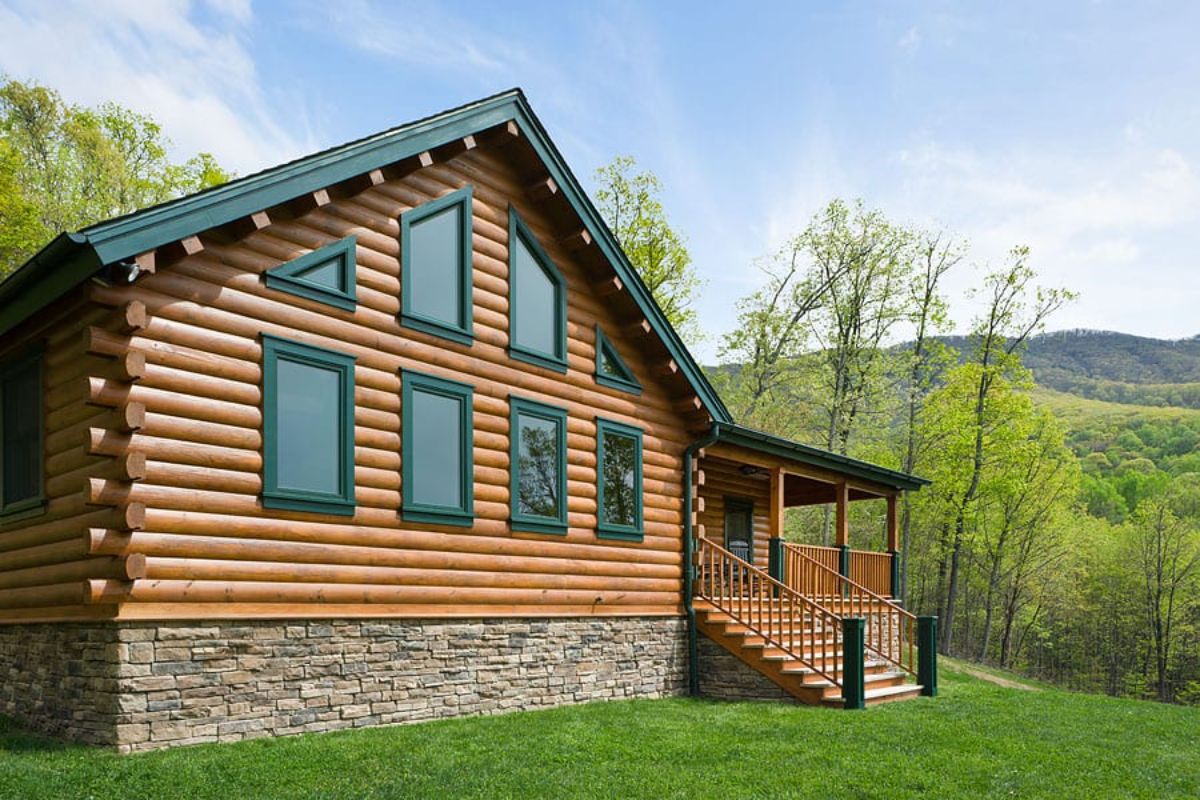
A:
0;617;687;752
694;637;796;703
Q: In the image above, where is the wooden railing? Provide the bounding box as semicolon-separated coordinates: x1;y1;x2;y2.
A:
696;537;844;687
849;550;893;598
784;544;841;596
780;543;916;676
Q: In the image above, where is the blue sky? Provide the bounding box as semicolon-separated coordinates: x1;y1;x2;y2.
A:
2;1;1197;360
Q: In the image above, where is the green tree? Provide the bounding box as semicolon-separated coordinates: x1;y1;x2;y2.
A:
0;78;231;276
593;155;703;343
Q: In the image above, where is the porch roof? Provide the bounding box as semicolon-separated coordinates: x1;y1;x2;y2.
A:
706;422;930;493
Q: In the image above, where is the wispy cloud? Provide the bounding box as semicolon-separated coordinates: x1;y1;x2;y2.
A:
0;0;313;174
312;0;529;76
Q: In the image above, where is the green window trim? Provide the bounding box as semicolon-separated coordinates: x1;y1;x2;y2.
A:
509;395;568;535
400;186;475;346
593;324;642;395
0;345;45;519
595;417;644;541
400;368;475;527
264;236;358;311
261;334;357;516
507;207;567;373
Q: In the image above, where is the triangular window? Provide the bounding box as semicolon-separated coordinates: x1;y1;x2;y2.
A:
594;324;642;395
264;235;358;311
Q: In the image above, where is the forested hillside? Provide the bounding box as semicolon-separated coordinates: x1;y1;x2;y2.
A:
943;330;1200;409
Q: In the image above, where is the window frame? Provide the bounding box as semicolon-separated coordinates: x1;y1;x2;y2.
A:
399;186;475;346
261;333;357;516
593;324;642;395
400;369;475;527
509;395;569;535
0;345;45;520
507;207;568;373
595;417;644;541
263;235;358;311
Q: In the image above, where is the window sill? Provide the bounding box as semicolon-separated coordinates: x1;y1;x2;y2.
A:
511;517;568;536
262;494;356;517
264;274;357;312
402;507;475;528
509;346;568;374
0;498;47;523
595;374;643;395
401;314;474;347
597;526;644;542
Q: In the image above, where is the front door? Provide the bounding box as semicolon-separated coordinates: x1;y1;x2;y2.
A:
724;499;754;564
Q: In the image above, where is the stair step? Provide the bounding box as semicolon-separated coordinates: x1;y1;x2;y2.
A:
821;683;924;707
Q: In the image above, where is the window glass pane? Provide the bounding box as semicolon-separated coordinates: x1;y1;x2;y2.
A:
512;236;557;356
411;390;462;508
599;346;621;378
602;432;637;527
409;205;462;326
517;413;559;518
276;358;343;495
299;259;343;291
2;361;40;504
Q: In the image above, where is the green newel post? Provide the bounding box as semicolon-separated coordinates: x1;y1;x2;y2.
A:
918;615;938;697
889;549;901;601
838;544;851;598
768;537;783;596
842;617;866;709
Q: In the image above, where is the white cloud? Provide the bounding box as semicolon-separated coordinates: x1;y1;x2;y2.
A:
0;0;312;174
897;26;921;55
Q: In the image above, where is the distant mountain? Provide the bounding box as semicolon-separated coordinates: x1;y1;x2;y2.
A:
944;330;1200;409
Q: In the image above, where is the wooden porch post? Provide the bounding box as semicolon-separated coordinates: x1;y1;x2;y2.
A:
768;468;784;586
835;482;849;547
886;493;900;600
835;481;850;584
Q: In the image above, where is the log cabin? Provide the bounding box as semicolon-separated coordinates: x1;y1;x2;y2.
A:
0;89;935;751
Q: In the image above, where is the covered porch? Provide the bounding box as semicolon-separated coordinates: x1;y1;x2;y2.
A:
693;425;928;600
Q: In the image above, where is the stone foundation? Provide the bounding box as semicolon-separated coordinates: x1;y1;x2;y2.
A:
1;616;687;752
695;636;796;702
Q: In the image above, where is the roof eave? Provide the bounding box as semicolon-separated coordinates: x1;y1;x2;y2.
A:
712;422;931;492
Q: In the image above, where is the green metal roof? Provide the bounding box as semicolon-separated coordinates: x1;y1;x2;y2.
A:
0;88;731;423
711;422;930;492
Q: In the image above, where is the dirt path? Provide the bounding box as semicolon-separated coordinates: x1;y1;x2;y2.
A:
949;660;1041;691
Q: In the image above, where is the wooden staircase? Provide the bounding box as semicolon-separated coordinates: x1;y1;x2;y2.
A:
695;538;925;708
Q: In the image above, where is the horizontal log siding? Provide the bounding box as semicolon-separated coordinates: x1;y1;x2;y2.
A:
0;143;700;621
696;457;772;569
0;287;134;621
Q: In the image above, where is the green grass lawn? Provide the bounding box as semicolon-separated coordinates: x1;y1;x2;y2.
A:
1;662;1197;799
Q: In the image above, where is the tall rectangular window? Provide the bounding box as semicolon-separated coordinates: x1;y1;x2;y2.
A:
508;209;567;372
262;334;357;515
596;418;643;541
509;396;568;535
401;370;474;526
400;187;474;345
0;347;44;517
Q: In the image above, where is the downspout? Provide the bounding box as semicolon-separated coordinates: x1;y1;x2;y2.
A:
683;423;721;697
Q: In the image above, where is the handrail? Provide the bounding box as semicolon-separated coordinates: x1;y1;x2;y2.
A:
695;537;843;688
781;542;917;676
848;549;893;597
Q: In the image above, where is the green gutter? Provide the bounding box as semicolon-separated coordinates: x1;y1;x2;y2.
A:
683;424;721;696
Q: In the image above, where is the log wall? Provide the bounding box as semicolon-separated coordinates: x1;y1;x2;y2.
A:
0;139;708;621
696;456;771;569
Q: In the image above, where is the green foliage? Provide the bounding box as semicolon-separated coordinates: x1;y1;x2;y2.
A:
593;155;702;343
0;78;232;276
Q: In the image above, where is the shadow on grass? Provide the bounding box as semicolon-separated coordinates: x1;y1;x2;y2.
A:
0;717;82;754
